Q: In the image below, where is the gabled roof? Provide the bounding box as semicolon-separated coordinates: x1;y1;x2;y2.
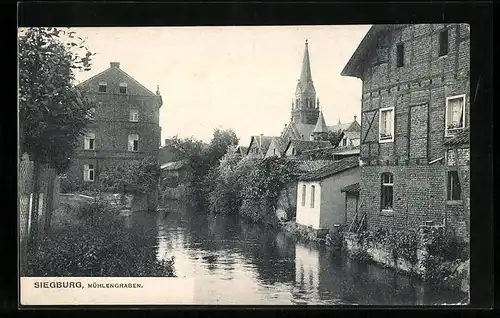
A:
346;118;361;132
285;139;331;154
443;127;470;146
295;159;336;173
341;183;360;193
340;25;395;78
247;135;275;155
328;122;352;133
270;137;288;154
299;156;360;181
237;146;249;155
344;131;360;140
76;62;158;97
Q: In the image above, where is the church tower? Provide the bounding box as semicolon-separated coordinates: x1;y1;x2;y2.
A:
312;101;329;141
291;40;319;125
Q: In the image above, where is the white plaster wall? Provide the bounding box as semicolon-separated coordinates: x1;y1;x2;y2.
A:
296;181;321;229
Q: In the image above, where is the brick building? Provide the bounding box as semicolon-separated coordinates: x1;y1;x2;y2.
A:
341;24;470;231
66;61;163;183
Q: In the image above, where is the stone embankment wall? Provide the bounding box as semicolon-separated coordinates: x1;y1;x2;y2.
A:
343;230;469;294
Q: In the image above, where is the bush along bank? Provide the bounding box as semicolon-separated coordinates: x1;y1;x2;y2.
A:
25;199;175;277
343;226;469;294
205;153;300;227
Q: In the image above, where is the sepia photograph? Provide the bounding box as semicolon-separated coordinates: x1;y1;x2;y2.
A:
18;24;471;306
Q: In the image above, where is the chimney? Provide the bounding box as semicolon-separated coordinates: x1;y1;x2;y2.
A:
110;62;120;68
354;115;357;122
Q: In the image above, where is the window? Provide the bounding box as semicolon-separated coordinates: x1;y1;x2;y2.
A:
310;185;315;208
84;133;95;150
273;148;276;156
301;185;306;206
445;95;466;136
98;82;107;93
129;109;139;122
128;134;139;151
381;173;394;211
86;107;96;120
119;83;128;94
83;164;94;182
379;107;395;142
439;29;449;57
396;43;405;67
342;138;347;147
447;171;462;201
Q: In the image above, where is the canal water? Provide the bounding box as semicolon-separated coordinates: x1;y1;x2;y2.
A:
123;201;465;305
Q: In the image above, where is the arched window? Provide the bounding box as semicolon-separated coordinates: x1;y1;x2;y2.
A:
381;172;394;211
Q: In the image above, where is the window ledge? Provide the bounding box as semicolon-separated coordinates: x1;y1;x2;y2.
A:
379;138;394;144
446;200;463;205
380;209;394;216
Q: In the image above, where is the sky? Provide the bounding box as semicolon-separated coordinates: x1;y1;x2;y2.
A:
71;26;371;146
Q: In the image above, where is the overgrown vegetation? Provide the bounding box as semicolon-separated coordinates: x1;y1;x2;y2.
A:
167;128;239;209
204;154;300;227
357;228;419;265
25;200;175;277
19;27;96;250
98;156;160;196
422;228;469;283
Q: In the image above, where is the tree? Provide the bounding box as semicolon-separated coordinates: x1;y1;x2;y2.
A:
99;157;160;197
18;27;95;250
206;128;239;167
326;130;344;147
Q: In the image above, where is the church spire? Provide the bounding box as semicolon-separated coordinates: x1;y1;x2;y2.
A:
313;110;328;133
291;39;318;125
299;39;313;85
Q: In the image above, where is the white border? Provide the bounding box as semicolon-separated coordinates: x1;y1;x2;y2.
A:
378;106;395;143
445;94;466;137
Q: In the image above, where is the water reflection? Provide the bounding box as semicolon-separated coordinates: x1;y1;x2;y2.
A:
127;202;465;305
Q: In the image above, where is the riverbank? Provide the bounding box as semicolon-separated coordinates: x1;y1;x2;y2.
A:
279;219;468;297
26;198;176;277
343;229;469;296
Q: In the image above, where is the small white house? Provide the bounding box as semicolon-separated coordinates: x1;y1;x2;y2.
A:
295;157;360;236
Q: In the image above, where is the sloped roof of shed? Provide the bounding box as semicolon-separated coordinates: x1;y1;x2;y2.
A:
299;156;359;181
443;127;470;146
341;182;360;193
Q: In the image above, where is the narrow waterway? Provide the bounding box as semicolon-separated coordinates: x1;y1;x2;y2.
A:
122;200;465;305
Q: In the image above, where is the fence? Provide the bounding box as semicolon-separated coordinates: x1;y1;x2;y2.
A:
19;153;60;272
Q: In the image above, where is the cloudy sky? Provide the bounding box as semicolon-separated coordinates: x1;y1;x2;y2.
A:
71;26;371;146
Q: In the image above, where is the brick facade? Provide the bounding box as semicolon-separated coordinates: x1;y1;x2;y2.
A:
342;24;470;231
66;62;162;183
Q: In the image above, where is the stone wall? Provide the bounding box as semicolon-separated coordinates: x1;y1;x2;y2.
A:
343;229;469;294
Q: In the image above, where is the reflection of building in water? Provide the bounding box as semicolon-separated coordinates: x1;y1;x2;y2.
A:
294;244;320;295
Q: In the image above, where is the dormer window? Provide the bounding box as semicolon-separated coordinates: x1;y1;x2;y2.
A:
98;82;107;93
119;83;128;94
129;109;139;122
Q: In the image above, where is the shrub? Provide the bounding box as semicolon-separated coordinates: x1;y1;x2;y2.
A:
25;201;175;277
423;228;469;282
350;249;373;262
239;157;299;226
